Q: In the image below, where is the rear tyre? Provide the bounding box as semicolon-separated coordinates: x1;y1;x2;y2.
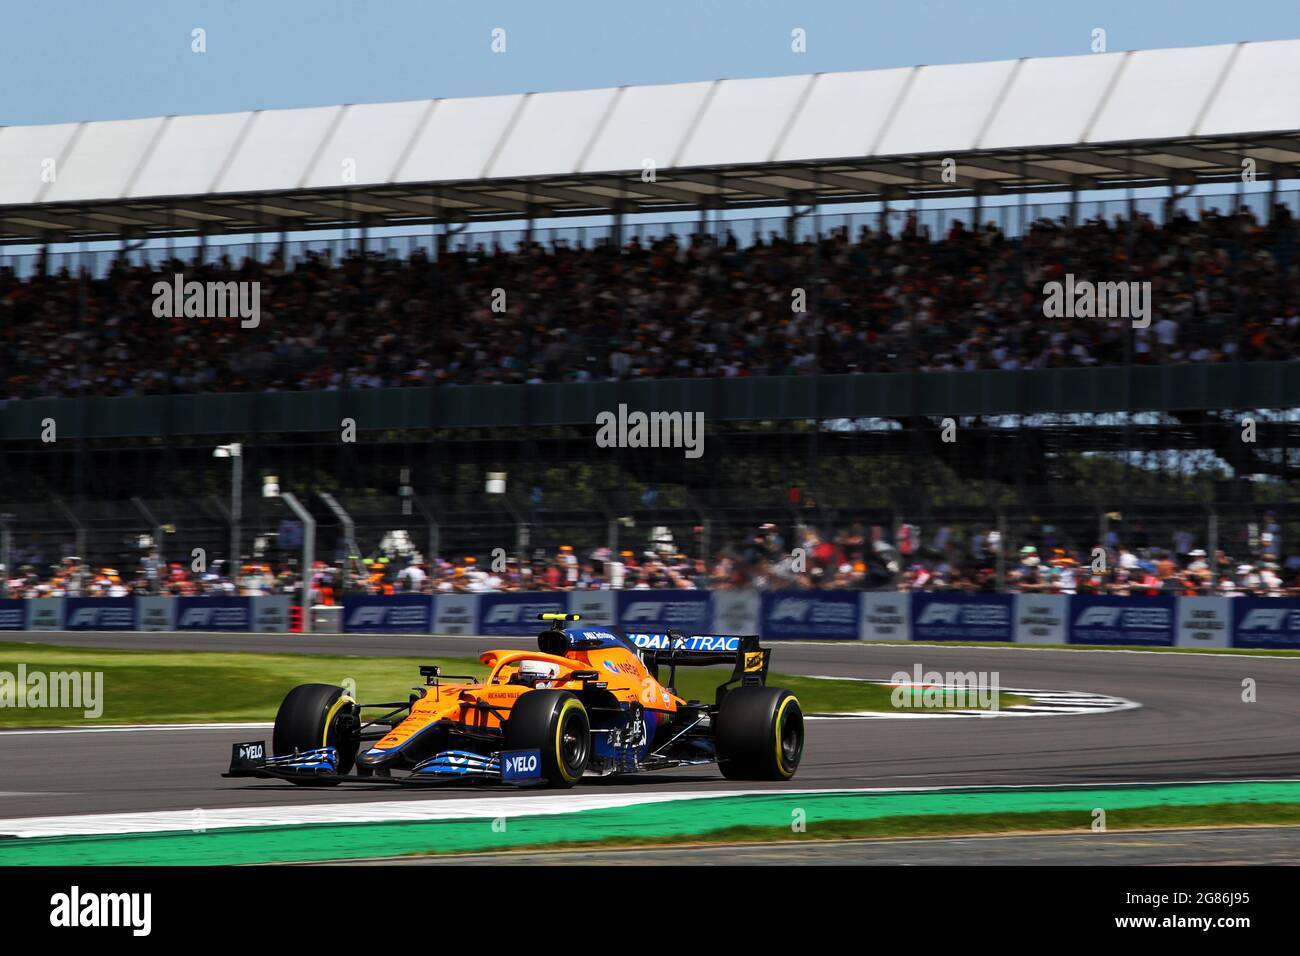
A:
504;690;591;788
272;683;360;780
715;687;803;781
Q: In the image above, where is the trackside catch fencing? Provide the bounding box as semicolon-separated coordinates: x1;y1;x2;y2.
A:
0;592;1297;649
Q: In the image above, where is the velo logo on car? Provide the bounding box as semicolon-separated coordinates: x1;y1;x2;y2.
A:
500;750;541;782
238;742;264;761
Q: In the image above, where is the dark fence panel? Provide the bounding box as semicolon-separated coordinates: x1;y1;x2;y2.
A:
1;362;1296;440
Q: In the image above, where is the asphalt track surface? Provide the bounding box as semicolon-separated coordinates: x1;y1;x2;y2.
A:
2;631;1297;822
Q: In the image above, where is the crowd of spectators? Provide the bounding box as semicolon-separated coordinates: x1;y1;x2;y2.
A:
4;516;1298;598
3;203;1299;400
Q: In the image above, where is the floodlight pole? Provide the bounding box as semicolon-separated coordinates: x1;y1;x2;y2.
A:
230;445;242;570
280;492;315;634
410;495;440;564
54;497;87;570
319;492;360;592
498;493;529;568
996;511;1007;593
1207;510;1219;592
0;514;12;598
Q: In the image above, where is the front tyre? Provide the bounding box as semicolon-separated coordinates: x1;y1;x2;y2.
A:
716;687;804;781
272;683;360;779
504;690;591;788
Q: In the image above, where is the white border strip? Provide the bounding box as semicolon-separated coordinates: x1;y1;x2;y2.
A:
3;778;1297;839
0;722;272;737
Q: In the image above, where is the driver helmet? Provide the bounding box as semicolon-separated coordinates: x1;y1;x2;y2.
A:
513;659;561;688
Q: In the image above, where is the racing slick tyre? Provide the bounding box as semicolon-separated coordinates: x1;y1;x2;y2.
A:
272;683;360;780
716;687;804;781
504;690;591;788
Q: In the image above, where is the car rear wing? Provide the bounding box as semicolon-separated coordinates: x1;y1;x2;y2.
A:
630;632;770;692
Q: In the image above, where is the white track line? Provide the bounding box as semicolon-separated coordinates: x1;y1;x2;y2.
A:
0;722;272;737
4;778;1298;839
802;678;1139;719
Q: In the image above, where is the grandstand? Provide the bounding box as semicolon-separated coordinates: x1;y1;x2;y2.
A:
1;40;1299;597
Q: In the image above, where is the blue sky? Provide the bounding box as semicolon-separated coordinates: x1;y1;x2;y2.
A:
3;0;1300;126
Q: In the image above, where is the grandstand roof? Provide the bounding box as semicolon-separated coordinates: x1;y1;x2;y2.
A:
3;39;1300;244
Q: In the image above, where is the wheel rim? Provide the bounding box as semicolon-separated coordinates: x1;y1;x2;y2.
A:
559;710;588;771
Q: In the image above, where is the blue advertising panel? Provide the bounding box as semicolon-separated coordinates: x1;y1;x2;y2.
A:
911;592;1014;641
175;596;252;631
342;594;432;633
0;599;25;630
478;593;567;637
500;750;542;783
615;591;712;632
1068;594;1176;646
1231;597;1300;650
760;591;861;640
64;597;136;631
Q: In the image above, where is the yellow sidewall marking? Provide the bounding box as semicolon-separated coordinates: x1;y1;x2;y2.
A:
773;695;800;778
554;698;584;783
322;695;356;749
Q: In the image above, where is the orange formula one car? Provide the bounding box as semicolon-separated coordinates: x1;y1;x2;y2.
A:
225;614;804;788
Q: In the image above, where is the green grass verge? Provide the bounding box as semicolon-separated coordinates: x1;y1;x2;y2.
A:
493;801;1300;857
6;785;1299;865
0;641;1026;726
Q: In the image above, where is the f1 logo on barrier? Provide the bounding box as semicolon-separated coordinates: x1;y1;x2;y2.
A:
500;749;541;783
347;607;388;627
916;603;961;625
67;607;134;628
620;598;710;627
179;608;214;627
623;602;664;622
484;603;562;625
1075;607;1122;628
771;599;809;622
1239;609;1289;630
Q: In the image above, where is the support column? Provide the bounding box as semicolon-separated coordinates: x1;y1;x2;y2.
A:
131;497;164;587
0;514;12;598
319;492;361;593
996;512;1007;592
280;493;316;634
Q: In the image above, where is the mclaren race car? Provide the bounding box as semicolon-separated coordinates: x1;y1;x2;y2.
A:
225;614;804;788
